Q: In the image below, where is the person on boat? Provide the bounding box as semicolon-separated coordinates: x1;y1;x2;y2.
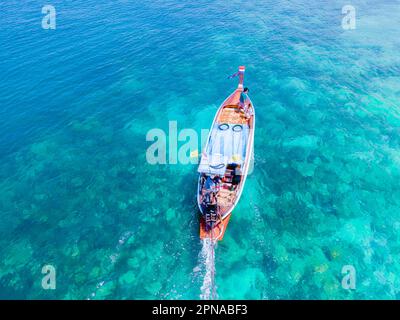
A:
239;87;249;109
209;192;217;205
205;175;220;192
238;87;252;119
205;175;216;191
212;175;221;188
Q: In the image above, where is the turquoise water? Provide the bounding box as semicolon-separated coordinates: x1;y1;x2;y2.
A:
1;0;400;299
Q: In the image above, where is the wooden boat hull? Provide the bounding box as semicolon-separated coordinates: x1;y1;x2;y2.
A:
200;214;231;241
197;66;255;241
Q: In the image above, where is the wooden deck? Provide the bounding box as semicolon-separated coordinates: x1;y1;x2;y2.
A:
218;106;249;125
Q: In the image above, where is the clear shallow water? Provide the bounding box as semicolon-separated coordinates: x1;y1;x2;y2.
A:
1;0;400;299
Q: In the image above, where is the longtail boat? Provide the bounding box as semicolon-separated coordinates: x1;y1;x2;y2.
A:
197;66;255;241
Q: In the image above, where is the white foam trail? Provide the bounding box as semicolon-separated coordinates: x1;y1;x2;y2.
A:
199;238;218;300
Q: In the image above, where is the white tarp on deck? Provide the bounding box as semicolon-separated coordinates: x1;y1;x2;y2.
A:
198;123;249;175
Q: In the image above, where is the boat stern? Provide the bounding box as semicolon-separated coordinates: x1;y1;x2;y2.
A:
200;214;231;241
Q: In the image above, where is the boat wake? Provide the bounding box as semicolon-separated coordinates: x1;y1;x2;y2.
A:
199;238;218;300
